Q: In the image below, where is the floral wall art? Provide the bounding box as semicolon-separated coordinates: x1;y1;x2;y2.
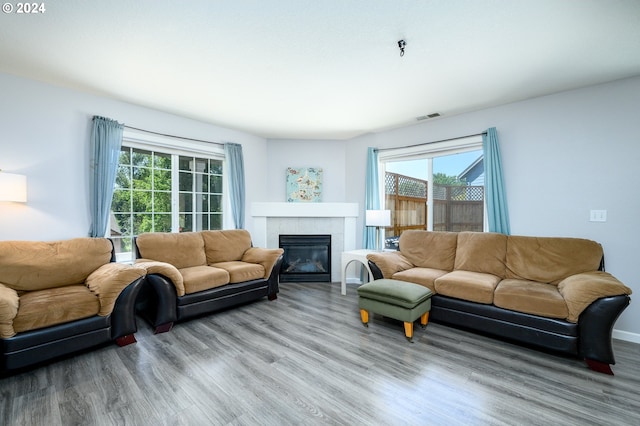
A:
286;167;323;202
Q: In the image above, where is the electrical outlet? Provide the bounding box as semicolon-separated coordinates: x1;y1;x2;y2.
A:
589;210;607;222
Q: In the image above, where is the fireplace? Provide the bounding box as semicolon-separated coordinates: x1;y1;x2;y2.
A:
279;234;331;282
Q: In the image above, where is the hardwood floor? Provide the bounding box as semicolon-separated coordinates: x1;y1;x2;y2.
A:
2;281;639;425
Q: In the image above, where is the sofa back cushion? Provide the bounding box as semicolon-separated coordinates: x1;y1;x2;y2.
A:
399;230;458;271
505;235;603;284
454;232;507;278
202;230;252;264
0;238;113;291
136;232;206;269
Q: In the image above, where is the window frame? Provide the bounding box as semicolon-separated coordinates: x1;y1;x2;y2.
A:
377;135;487;233
109;129;228;261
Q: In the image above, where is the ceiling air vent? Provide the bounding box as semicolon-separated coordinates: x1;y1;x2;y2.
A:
416;113;441;121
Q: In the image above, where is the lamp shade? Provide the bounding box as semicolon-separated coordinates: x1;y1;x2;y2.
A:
365;209;391;227
0;172;27;202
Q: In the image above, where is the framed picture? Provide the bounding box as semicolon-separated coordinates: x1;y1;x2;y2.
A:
286;167;322;202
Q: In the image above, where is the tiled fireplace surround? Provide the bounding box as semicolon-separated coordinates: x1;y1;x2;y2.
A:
251;202;359;283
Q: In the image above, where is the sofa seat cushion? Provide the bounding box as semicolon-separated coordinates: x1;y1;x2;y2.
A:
211;261;265;283
391;267;449;294
13;285;100;334
494;279;568;319
435;270;501;304
179;266;230;295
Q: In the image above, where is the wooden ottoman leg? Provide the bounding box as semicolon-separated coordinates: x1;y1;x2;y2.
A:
404;322;413;342
420;311;430;328
360;309;369;327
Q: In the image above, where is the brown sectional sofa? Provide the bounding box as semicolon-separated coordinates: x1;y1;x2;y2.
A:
134;229;283;332
0;238;146;374
367;230;632;374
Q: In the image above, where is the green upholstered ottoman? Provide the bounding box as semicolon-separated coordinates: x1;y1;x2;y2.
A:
357;278;433;342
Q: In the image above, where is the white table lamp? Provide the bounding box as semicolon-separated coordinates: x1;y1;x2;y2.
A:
366;209;391;251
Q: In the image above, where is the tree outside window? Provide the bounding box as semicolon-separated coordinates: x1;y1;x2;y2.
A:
110;146;223;261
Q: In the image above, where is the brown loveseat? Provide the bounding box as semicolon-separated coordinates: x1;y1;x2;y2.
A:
366;230;632;374
0;238;146;374
134;230;283;332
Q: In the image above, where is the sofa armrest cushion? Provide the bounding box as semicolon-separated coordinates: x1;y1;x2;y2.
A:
0;283;19;338
241;247;284;279
136;260;185;296
86;263;146;316
558;271;632;322
366;252;414;279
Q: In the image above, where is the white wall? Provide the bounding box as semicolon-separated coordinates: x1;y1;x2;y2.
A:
2;71;639;338
0;72;268;240
264;139;347;202
344;76;640;338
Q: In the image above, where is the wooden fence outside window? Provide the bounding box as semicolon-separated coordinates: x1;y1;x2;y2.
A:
384;172;484;243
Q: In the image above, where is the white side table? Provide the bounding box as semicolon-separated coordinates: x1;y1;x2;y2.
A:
341;249;377;295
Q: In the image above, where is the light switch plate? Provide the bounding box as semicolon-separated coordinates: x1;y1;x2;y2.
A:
589;210;607;222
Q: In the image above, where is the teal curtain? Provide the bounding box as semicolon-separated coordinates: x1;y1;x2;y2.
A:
483;127;511;234
362;147;380;249
224;142;245;229
88;116;124;237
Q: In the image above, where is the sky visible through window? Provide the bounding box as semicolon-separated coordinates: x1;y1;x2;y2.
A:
385;150;482;180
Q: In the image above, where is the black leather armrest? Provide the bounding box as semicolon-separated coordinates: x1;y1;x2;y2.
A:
137;274;179;328
368;260;384;280
110;276;145;339
267;255;284;297
578;294;630;365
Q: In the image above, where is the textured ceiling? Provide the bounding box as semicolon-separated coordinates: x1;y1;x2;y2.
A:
1;0;640;139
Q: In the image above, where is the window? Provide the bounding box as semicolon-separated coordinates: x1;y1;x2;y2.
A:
379;135;485;247
110;131;225;261
177;155;224;232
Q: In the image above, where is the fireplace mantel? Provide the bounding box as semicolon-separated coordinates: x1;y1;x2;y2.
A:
251;202;359;282
251;202;358;218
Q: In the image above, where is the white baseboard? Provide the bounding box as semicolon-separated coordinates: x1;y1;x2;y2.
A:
613;329;640;344
346;278;363;285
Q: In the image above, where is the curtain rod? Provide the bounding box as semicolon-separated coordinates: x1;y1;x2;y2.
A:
374;131;487;152
123;125;225;147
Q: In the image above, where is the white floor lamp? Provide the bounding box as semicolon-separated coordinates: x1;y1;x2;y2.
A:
366;209;391;251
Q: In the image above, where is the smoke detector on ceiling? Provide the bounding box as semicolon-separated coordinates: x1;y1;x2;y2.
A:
416;113;441;121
